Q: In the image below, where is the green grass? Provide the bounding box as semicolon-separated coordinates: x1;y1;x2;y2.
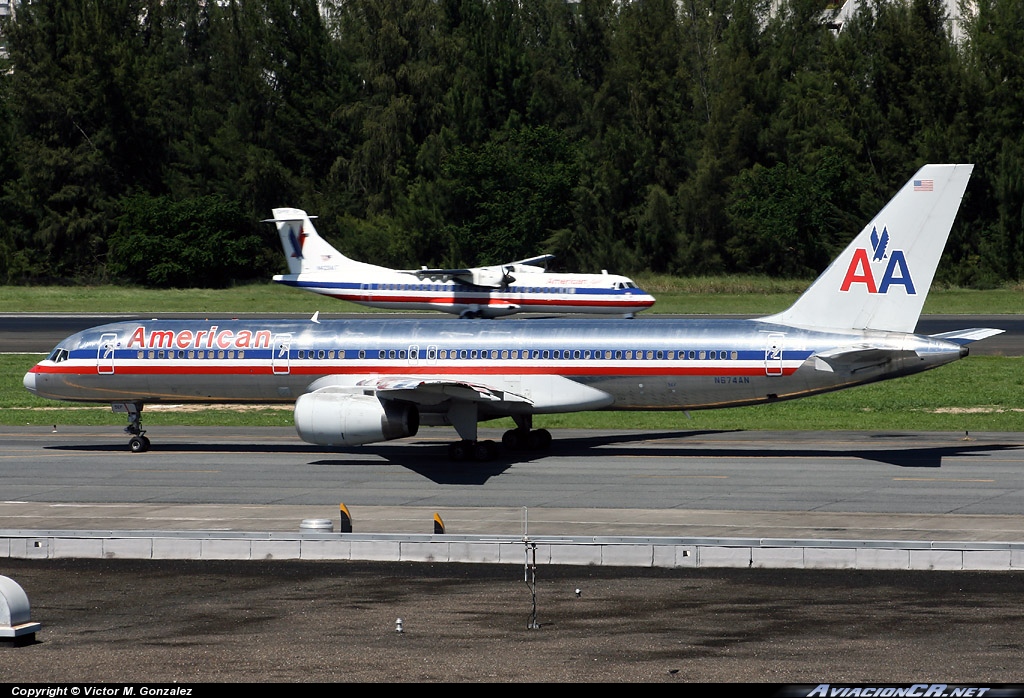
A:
632;275;1024;315
2;279;1022;315
8;353;1023;432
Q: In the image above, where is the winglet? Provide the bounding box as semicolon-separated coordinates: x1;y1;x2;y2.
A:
763;164;974;333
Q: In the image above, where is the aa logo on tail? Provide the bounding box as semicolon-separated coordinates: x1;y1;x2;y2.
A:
287;224;308;260
840;226;916;294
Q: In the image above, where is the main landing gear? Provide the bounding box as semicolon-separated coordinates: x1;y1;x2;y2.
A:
445;414;552;462
500;427;551;452
448;439;498;462
500;414;551;453
112;402;150;453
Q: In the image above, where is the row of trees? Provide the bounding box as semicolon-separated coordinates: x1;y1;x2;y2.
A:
0;0;1021;288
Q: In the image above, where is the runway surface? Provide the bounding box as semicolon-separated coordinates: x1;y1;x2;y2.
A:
3;426;1023;541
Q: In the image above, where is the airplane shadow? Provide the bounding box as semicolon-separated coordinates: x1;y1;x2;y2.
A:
314;430;1023;484
310;430;738;483
47;430;1023;486
537;430;1022;470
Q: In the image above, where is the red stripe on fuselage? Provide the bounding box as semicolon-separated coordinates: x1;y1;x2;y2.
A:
325;291;654;309
31;362;797;378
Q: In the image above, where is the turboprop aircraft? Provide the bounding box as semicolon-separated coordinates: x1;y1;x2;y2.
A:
25;164;1001;460
268;208;655;318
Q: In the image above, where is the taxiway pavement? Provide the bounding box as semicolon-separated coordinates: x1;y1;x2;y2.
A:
3;426;1023;542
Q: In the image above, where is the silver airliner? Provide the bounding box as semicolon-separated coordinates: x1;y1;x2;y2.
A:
25;164;1001;460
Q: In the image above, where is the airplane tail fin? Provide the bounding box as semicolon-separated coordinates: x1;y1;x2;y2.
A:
266;207;347;275
763;164;973;333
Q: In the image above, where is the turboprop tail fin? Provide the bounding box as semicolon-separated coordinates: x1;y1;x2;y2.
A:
265;207;347;276
763;164;974;333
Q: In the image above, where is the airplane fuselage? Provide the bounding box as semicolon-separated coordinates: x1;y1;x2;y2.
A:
273;273;655;317
25;317;966;418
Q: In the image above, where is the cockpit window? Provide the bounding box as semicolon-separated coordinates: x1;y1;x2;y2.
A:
47;348;70;363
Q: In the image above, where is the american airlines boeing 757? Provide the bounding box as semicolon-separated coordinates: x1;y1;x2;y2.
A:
268;208;655;318
25;164;1001;460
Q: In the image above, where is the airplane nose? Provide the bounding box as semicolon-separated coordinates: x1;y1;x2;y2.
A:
23;369;37;395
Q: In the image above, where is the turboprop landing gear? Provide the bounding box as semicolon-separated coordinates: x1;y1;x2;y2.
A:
113;402;150;453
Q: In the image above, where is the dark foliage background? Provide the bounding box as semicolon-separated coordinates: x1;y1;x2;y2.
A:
0;0;1018;288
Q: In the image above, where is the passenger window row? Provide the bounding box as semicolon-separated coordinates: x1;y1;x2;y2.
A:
357;348;740;361
117;347;743;361
136;349;247;360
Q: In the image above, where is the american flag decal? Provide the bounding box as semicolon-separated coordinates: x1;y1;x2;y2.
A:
914;179;934;191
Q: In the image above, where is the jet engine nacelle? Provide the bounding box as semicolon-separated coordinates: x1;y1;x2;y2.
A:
294;391;419;446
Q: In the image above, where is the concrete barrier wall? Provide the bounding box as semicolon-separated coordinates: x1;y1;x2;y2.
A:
2;531;1023;570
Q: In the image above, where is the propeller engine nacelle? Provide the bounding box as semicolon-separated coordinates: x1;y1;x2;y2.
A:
470;267;515;287
294;391;419;446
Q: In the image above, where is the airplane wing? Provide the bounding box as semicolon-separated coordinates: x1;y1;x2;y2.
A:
403;254;556;287
402;266;471;280
368;377;533;406
507;254;555;267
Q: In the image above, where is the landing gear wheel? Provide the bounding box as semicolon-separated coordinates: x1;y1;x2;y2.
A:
473;440;498;462
448;440;472;462
502;429;526;451
449;439;498;462
129;436;148;453
501;427;551;452
528;428;552;450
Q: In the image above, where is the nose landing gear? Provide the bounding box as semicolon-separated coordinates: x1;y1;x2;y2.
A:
113;402;150;453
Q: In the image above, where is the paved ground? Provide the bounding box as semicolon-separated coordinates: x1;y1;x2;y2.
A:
2;558;1023;683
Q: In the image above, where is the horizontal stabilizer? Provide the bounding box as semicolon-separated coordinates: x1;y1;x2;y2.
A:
261;214;319;223
928;328;1005;345
812;346;918;374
